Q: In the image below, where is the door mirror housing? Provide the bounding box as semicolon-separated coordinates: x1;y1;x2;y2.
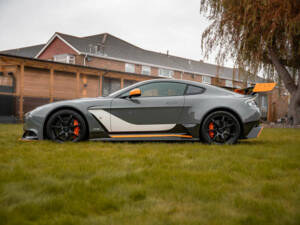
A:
129;88;141;98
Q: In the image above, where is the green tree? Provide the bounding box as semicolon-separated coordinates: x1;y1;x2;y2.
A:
200;0;300;124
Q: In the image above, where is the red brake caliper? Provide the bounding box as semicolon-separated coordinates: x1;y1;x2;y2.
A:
74;120;79;137
209;122;214;138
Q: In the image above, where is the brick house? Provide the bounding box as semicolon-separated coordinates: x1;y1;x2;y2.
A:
0;32;288;122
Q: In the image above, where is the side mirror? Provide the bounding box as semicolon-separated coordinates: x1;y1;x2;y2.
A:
129;88;141;98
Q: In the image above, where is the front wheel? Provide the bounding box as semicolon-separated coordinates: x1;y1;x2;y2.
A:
46;109;87;143
201;111;241;144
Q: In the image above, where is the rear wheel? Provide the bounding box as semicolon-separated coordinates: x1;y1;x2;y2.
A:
46;109;87;143
201;111;240;144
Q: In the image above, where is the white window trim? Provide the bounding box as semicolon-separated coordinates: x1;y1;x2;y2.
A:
125;63;135;73
202;76;211;84
158;68;174;78
53;54;75;64
141;65;151;75
225;80;233;88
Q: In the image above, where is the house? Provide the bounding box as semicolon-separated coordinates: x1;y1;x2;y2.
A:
0;32;288;122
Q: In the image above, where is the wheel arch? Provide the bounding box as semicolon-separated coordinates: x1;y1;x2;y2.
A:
199;107;244;138
43;106;90;140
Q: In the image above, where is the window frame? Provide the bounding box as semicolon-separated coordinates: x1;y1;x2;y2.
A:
184;85;206;96
125;63;135;73
141;65;151;75
225;80;233;88
158;68;174;78
202;76;212;84
118;81;187;98
53;54;75;64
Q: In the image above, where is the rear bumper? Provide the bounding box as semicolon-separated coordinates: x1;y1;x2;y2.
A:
246;126;263;139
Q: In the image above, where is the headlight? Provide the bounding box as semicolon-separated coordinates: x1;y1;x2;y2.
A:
247;100;257;107
245;98;259;109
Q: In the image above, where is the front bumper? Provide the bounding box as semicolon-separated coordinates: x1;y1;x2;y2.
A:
22;111;45;140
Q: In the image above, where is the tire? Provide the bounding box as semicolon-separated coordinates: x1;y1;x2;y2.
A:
46;109;87;143
201;111;241;144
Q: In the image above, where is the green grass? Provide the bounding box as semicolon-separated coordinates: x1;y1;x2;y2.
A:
0;125;300;225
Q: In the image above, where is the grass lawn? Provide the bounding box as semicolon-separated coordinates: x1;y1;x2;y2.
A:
0;124;299;225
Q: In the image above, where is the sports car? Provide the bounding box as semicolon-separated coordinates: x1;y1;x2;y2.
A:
22;79;263;144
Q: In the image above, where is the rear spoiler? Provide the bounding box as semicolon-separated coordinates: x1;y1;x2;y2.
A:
234;83;276;95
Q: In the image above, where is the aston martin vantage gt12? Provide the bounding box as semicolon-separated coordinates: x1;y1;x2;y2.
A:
23;79;263;144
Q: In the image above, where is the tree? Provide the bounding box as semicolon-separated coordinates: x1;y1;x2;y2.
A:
200;0;300;124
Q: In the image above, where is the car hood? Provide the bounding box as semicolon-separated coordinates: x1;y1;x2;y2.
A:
28;96;112;115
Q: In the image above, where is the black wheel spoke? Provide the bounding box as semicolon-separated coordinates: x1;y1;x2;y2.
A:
211;119;219;128
57;115;64;123
67;115;73;125
57;130;65;137
68;125;79;129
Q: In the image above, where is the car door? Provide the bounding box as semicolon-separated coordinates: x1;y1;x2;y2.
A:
110;81;186;133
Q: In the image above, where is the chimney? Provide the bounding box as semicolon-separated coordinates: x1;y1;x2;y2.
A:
102;33;107;44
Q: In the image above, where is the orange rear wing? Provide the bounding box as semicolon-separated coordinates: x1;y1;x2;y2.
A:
234;83;276;95
252;83;276;92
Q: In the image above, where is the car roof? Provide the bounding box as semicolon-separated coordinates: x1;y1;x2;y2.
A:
109;79;212;98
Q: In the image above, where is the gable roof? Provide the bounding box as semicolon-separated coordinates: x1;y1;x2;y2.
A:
0;44;45;58
1;32;260;83
35;33;81;58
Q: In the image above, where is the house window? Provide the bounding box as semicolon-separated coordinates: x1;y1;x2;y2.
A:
125;63;135;73
158;68;174;78
202;76;211;84
141;66;151;75
0;73;15;93
102;77;121;96
225;80;233;88
53;54;75;64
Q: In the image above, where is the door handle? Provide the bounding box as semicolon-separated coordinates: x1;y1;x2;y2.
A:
166;101;178;105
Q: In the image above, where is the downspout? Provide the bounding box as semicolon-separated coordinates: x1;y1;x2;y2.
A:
83;53;88;66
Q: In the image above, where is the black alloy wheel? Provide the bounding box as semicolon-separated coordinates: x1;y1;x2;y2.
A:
46;109;87;142
201;111;241;144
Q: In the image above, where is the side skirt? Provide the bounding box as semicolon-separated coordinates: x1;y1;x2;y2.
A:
89;133;199;142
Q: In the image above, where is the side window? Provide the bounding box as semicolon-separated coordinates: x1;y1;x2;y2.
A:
185;85;205;95
120;82;186;97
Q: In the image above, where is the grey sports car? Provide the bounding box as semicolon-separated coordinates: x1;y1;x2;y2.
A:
22;79;262;144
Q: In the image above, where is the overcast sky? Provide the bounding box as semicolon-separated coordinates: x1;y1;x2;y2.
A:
0;0;231;66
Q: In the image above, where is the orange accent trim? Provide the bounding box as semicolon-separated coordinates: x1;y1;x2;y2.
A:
253;83;276;92
257;127;263;137
129;88;141;96
110;134;193;138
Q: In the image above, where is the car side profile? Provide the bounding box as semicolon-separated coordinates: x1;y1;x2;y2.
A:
23;79;262;144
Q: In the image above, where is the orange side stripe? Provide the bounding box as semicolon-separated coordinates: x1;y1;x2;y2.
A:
110;134;193;138
257;127;264;137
